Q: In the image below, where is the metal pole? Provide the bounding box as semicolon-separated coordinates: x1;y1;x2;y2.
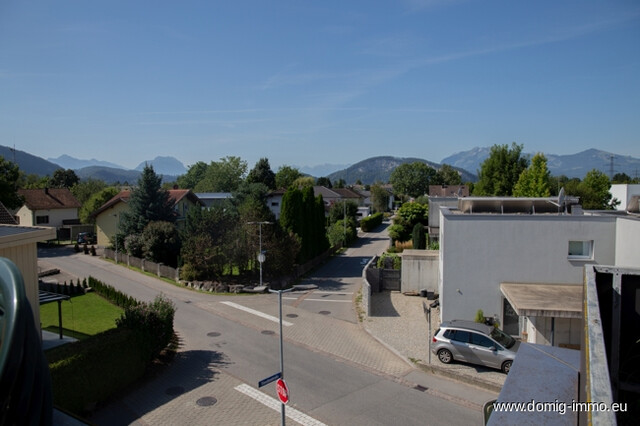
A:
259;223;263;287
269;287;293;426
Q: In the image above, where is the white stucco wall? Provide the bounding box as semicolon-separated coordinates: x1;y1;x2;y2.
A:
610;184;640;211
15;206;78;228
615;216;640;268
438;208;617;325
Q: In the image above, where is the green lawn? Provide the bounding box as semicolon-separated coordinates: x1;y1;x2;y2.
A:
40;292;123;340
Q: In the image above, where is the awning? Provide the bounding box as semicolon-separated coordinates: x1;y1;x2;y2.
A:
500;283;583;319
39;290;70;340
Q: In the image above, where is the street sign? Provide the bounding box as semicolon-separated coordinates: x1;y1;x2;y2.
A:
258;372;282;388
275;378;289;404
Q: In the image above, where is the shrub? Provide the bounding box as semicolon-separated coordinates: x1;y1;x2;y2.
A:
47;328;147;415
360;212;383;232
475;309;485;323
377;253;401;270
116;295;175;361
412;223;426;250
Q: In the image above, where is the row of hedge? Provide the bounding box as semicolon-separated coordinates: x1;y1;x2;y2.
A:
360;212;384;232
46;277;176;415
88;276;140;310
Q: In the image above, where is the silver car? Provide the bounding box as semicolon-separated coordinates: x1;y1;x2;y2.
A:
432;320;520;373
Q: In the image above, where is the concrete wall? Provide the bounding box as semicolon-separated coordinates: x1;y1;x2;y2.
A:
438;208;617;325
401;249;439;293
615;216;640;268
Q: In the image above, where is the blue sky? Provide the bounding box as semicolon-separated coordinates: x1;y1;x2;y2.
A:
1;1;639;171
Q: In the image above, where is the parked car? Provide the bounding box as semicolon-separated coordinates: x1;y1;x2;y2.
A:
76;232;96;245
432;320;520;373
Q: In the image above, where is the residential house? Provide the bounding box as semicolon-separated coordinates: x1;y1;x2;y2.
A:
0;223;56;329
15;188;81;233
610;183;640;212
0;201;17;225
427;185;469;243
194;192;232;209
436;195;640;348
93;189;203;247
266;189;286;220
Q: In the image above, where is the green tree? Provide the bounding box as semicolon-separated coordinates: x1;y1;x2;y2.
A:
390;202;428;242
71;178;108;205
412;223;426;250
390;162;437;198
177;161;208;189
195;156;247;192
275;165;302;189
293;176;315;188
333;178;346;189
513;153;551;197
328;200;357;225
316;177;332;188
578;169;615;210
474;143;529;196
370;183;389;213
0;156;23;209
247;158;276;190
79;187;119;224
142;221;181;267
50;169;79;189
436;164;462;185
119;165;175;237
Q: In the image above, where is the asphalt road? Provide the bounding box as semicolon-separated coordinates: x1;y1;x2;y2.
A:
285;223;391;323
38;232;490;425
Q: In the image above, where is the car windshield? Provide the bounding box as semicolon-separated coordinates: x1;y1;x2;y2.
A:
490;327;516;349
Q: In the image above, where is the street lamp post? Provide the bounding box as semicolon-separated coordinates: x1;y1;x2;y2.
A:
247;221;272;287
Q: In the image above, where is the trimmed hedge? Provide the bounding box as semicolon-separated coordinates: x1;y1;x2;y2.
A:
46;278;176;416
360;212;383;232
47;328;147;414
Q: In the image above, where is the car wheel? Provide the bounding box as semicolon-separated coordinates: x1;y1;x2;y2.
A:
437;349;453;364
501;360;512;374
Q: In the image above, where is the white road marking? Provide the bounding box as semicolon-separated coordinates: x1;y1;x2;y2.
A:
235;384;327;426
314;291;354;295
220;301;293;326
283;297;352;303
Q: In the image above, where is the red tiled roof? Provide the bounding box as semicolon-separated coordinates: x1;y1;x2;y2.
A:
0;201;17;225
18;188;81;210
92;189;202;217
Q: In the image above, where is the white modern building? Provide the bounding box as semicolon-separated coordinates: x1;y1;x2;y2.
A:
610;183;640;212
438;196;640;348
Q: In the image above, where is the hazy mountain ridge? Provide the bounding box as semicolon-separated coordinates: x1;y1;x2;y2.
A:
327;156;476;185
48;154;123;170
442;147;640;179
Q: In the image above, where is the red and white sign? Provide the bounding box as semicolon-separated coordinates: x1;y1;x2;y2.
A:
275;378;289;404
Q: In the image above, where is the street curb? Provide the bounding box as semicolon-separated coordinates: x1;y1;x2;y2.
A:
414;362;504;394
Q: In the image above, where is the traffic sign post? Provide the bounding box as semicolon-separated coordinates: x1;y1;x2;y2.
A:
269;287;294;425
258;372;282;388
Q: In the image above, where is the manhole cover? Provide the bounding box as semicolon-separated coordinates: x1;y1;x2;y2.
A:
165;386;185;396
318;311;331;315
414;385;428;392
207;332;221;337
261;330;275;335
286;314;298;318
196;396;217;407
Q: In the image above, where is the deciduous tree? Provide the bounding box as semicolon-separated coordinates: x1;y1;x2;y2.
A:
513;153;551;197
390;162;437;198
0;156;23;209
474;143;528;196
275;165;301;189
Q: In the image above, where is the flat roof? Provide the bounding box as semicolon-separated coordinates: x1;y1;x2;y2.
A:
0;225;56;248
500;282;583;318
457;196;580;214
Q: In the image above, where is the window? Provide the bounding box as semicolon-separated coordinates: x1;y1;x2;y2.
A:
568;240;593;259
470;333;495;348
36;215;49;224
451;330;471;343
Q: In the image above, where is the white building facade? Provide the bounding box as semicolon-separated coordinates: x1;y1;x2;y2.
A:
437;197;639;348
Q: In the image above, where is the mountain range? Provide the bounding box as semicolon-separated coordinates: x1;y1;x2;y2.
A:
2;144;639;185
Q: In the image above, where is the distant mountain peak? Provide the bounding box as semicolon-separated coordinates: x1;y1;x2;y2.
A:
48;154;124;170
135;156;186;176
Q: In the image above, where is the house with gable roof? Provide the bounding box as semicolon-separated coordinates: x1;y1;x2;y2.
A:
92;189;203;247
15;188;81;230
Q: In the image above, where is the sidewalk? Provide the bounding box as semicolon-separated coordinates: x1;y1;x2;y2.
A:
363;291;506;393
